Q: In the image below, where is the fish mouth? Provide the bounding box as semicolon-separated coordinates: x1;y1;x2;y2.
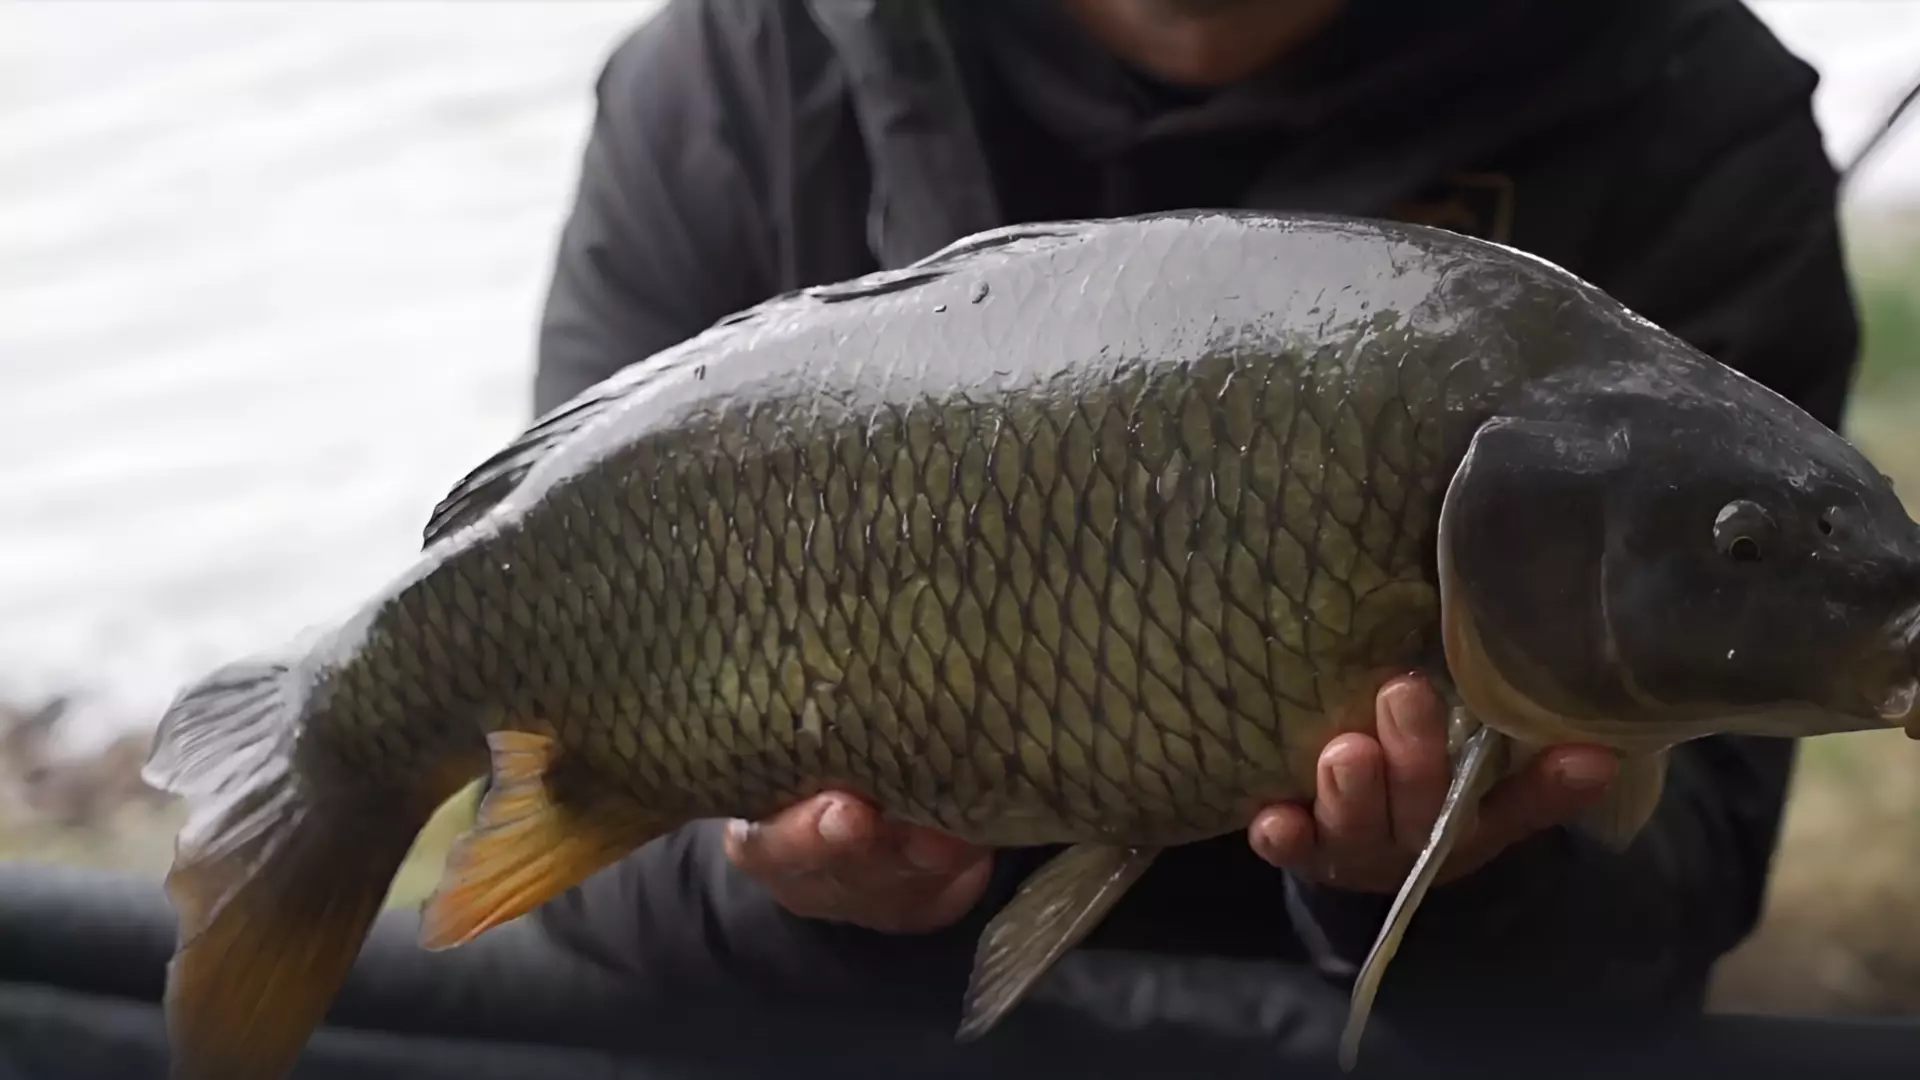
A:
1879;604;1920;735
1876;677;1920;729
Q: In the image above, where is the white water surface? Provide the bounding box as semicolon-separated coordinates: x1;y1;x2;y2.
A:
0;1;1915;751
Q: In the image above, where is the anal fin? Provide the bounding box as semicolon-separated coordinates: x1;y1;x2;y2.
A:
1573;748;1668;852
956;842;1158;1041
420;730;669;950
1339;714;1509;1072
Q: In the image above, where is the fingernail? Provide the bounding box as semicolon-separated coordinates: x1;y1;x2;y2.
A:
817;800;856;844
1554;756;1616;792
1331;757;1367;797
1378;685;1410;743
1252;817;1289;863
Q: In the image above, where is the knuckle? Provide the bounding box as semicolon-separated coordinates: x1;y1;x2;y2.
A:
722;819;755;856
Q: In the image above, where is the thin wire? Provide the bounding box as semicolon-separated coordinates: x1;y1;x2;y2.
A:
1841;68;1920;192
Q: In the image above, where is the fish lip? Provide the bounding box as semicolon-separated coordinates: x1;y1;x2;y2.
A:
1888;604;1920;734
1876;677;1920;728
1891;601;1920;651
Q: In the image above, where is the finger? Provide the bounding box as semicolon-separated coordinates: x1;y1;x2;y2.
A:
1375;675;1450;850
743;823;994;933
826;819;985;885
1313;734;1391;857
856;855;996;934
1450;746;1618;869
911;854;994;927
724;793;882;879
1248;803;1318;869
895;823;992;877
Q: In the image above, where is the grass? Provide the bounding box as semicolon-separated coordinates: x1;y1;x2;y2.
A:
387;782;480;909
4;223;1920;1015
1710;728;1920;1014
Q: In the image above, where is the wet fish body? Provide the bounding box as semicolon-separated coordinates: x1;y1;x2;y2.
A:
143;211;1920;1080
336;215;1502;846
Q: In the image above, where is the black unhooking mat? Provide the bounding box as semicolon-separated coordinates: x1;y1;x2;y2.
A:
2;862;1917;1080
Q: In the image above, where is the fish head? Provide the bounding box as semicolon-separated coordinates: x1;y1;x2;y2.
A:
1436;348;1920;752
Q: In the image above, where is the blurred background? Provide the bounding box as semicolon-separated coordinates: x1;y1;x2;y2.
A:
1;0;1917;1019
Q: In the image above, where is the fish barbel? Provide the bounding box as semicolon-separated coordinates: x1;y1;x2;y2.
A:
142;210;1920;1079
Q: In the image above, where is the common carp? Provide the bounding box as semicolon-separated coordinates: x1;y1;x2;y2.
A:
143;211;1920;1080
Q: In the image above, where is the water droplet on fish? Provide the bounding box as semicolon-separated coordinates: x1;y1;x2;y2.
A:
970;281;990;304
933;303;948;313
1726;649;1736;660
695;365;707;380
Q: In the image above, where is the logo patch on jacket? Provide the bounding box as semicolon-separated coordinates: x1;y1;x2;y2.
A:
1389;172;1515;244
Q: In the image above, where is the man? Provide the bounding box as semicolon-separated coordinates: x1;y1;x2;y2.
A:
526;0;1854;1056
0;1;1863;1077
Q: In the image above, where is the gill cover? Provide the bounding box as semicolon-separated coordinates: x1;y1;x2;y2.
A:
1435;416;1638;745
1435;415;1682;850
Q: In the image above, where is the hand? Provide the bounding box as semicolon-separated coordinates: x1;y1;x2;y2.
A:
1247;674;1622;892
723;794;994;934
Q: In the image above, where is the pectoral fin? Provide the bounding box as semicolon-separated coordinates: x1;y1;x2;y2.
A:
420;730;670;950
1573;748;1668;852
956;842;1159;1041
1339;716;1508;1072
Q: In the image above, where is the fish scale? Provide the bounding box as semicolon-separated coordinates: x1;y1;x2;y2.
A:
531;347;1373;828
144;211;1920;1080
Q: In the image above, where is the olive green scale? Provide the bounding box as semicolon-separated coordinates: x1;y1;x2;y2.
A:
312;212;1583;850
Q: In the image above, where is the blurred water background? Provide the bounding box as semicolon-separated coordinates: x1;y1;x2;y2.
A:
2;0;1918;1018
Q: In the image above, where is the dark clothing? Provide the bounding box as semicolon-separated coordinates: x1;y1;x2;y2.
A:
527;0;1857;1046
2;2;1864;1077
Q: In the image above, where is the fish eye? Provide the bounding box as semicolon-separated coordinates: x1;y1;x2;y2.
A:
1713;499;1775;563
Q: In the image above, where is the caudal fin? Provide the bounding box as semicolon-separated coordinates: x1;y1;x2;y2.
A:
143;656;431;1080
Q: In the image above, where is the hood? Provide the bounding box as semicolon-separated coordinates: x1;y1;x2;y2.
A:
802;0;1740;267
947;0;1547;161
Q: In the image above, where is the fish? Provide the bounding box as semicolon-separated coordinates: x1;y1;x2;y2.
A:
140;210;1920;1080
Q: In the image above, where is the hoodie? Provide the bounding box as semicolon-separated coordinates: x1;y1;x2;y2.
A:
527;0;1858;1059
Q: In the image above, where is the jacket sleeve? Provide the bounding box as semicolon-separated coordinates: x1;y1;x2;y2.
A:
531;0;771;416
532;820;1036;1018
1286;64;1858;1023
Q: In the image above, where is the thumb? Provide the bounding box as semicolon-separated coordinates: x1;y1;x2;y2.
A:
724;793;883;876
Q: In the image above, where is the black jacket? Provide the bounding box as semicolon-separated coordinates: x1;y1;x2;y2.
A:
526;0;1859;1050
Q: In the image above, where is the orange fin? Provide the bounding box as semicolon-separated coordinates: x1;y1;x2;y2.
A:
162;820;418;1080
420;730;666;949
142;653;451;1080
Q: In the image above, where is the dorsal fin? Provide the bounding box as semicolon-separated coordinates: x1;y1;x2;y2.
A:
420;354;692;550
